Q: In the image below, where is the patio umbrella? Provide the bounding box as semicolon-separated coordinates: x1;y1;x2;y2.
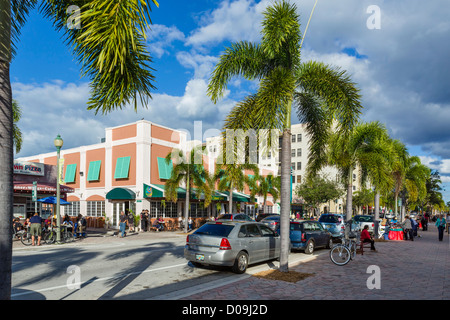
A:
37;196;71;205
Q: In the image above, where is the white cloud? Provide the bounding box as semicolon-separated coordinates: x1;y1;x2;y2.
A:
146;24;185;58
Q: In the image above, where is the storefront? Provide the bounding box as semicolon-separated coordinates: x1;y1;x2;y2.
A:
13;160;74;219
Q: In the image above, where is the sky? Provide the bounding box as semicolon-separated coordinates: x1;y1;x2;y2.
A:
11;0;450;203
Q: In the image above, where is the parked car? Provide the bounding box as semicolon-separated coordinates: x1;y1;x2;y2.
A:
256;213;279;222
352;215;375;234
184;221;280;274
217;213;254;221
318;213;346;238
260;215;281;231
276;220;332;254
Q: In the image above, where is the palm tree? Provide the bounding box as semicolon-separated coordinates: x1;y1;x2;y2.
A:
0;0;159;299
328;121;390;221
216;163;259;215
207;0;362;272
254;174;280;214
402;157;429;212
165;147;208;234
12;99;22;153
389;139;409;219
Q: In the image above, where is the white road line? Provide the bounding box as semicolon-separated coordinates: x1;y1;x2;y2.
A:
11;263;187;298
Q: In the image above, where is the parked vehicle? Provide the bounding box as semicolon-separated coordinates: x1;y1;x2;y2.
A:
352;215;375;234
318;214;346;238
276;220;332;254
217;213;254;221
260;215;281;231
256;213;279;222
184;221;280;274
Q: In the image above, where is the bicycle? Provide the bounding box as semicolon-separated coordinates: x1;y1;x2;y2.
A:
329;225;359;266
45;225;74;244
20;225;48;246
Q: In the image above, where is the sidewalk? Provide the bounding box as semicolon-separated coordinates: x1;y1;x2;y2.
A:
182;224;450;300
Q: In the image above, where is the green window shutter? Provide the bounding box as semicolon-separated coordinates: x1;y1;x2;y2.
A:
114;156;131;179
157;157;172;179
87;160;101;181
65;164;77;183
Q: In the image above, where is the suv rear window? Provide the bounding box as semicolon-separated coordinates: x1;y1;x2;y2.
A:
194;223;234;237
354;216;373;222
319;215;341;223
217;214;232;220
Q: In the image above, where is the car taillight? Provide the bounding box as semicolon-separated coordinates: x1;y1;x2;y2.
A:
219;238;232;250
186;235;190;245
372;223;374;227
301;233;306;242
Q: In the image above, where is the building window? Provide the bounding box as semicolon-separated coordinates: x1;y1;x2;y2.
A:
66;201;80;217
87;201;105;217
292;134;296;143
297;162;301;170
297;175;302;184
291;149;296;157
297;134;302;142
190;203;208;218
292;176;295;183
150;201;178;218
297;148;302;157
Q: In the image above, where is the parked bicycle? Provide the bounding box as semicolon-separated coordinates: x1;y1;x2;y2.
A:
20;225;49;246
329;223;359;266
45;224;74;244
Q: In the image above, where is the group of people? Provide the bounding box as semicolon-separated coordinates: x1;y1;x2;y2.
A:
12;212;87;246
388;213;447;242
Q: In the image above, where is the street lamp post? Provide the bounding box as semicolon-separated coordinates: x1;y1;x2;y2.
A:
54;134;63;243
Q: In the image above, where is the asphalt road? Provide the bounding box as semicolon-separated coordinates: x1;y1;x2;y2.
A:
11;233;317;300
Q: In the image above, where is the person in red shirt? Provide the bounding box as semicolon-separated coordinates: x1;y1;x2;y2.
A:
361;225;376;251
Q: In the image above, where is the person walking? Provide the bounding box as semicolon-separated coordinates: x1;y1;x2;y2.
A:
127;210;135;233
29;212;43;246
401;215;413;241
119;211;127;238
435;214;447;241
140;210;148;232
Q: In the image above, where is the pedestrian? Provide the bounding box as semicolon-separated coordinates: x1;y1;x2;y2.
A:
411;216;418;238
140;210;148;232
188;217;193;231
421;215;428;231
76;214;87;238
360;225;376;251
29;212;43;246
127;210;135;232
401;215;413;241
119;211;127;238
12;218;23;239
435;214;446;241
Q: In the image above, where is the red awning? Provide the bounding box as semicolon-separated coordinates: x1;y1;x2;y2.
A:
13;182;75;193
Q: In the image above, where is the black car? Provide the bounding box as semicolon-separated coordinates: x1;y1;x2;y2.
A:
256;213;279;222
217;213;254;221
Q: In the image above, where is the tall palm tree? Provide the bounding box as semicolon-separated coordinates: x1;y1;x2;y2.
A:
207;0;362;272
165;147;208;234
254;173;280;214
0;0;159;299
402;157;429;211
328;121;390;221
216;163;259;215
389;139;409;219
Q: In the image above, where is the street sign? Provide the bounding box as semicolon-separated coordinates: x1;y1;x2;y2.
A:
32;181;37;202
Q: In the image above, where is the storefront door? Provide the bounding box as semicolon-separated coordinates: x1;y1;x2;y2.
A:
112;202;127;227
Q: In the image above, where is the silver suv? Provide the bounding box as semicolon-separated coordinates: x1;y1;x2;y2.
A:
185;221;280;273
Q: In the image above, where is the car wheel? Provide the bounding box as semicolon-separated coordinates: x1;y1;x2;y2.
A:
232;251;249;274
326;238;333;249
304;240;315;254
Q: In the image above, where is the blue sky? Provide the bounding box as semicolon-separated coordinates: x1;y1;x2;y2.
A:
11;0;450;203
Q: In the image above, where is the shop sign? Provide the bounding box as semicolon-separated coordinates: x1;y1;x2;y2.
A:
14;161;44;176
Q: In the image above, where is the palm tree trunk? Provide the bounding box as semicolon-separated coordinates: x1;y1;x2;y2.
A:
279;128;291;273
184;172;189;233
0;0;13;300
374;191;380;237
346;169;353;221
228;181;233;214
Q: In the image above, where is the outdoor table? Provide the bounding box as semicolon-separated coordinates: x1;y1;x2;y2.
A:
388;228;404;240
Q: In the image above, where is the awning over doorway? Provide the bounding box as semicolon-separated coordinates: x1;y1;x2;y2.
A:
143;183;228;201
13;182;75;194
106;187;136;200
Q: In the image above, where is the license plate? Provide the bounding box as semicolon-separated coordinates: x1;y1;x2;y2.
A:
195;254;205;261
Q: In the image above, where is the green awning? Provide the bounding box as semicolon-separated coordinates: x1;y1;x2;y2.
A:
87;160;101;181
106;187;135;200
220;191;251;202
143;183;228;201
157;157;173;180
65;164;77;183
114;156;131;179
